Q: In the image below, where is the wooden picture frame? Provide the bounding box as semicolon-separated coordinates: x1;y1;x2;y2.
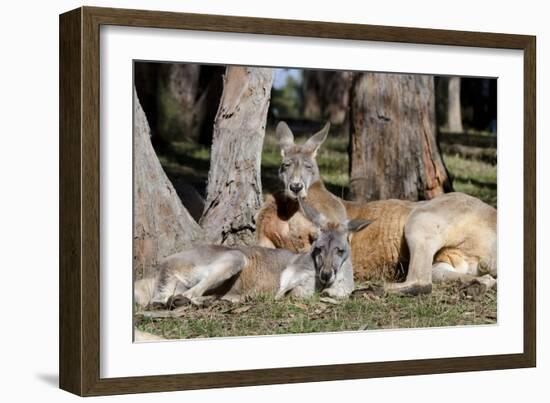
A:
59;6;536;396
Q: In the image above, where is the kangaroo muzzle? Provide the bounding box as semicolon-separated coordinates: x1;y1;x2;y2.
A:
289;182;304;195
319;268;334;285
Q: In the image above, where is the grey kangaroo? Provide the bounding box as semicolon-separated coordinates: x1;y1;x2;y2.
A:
135;199;372;308
256;121;497;296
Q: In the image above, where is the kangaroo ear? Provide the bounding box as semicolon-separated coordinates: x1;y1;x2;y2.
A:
347;219;374;234
303;122;330;157
298;197;327;228
276;121;295;157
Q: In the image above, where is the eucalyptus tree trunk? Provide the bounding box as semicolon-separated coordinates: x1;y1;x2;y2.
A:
302;70;322;120
133;89;203;278
200;67;274;245
447;76;463;132
349;73;452;202
322;71;353;125
302;70;353;126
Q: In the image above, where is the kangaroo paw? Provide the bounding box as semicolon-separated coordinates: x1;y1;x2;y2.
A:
221;294;244;304
320;288;348;299
189;296;216;307
146;301;167;311
459;280;488;300
166;294;192;310
385;281;432;296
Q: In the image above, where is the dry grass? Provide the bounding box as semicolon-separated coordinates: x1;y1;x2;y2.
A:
135;281;497;339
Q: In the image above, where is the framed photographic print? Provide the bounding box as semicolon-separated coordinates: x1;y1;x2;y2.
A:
59;6;536;396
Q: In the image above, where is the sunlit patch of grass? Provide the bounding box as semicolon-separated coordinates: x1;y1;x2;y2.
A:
443;154;497;207
444;154;497;183
439;128;495;137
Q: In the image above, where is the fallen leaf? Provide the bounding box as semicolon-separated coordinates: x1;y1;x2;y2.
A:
313;307;327;315
293;302;309;310
226;305;252;314
352;285;384;298
138;306;189;319
319;297;341;305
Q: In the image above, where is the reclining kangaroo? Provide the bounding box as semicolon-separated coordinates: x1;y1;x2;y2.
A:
256;122;497;296
135;199;372;308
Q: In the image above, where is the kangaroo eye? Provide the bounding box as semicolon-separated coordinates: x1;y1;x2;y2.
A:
313;251;323;267
281;162;291;169
336;249;345;256
304;163;313;170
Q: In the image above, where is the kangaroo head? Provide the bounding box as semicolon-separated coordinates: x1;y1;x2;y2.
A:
299;198;373;287
276;121;330;199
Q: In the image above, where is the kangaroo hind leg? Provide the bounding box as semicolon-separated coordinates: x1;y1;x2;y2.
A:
276;264;315;300
181;250;247;301
386;232;441;296
149;264;191;309
433;261;496;298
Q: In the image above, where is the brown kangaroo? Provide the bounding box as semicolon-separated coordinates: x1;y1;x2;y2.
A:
256;122;497;296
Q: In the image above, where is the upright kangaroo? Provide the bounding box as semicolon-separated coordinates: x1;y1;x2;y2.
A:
135;199;372;308
256;122;497;296
257;122;347;252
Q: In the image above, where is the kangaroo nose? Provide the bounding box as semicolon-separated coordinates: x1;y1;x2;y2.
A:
320;270;332;284
289;183;304;194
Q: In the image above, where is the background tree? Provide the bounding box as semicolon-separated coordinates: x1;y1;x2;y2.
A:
447;76;463;132
302;70;322;121
349;73;453;201
302;71;353;128
134;62;223;145
133;88;203;279
322;71;353;126
156;63;201;142
200;67;274;245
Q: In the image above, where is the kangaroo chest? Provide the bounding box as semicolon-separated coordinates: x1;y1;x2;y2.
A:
258;185;346;254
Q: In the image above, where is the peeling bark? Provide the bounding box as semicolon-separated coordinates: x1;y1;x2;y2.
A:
349;73;452;201
200;67;274;245
133;88;203;278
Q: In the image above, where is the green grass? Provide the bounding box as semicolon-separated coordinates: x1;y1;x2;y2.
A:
443;154;497;207
144;129;498;339
135;282;497;339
